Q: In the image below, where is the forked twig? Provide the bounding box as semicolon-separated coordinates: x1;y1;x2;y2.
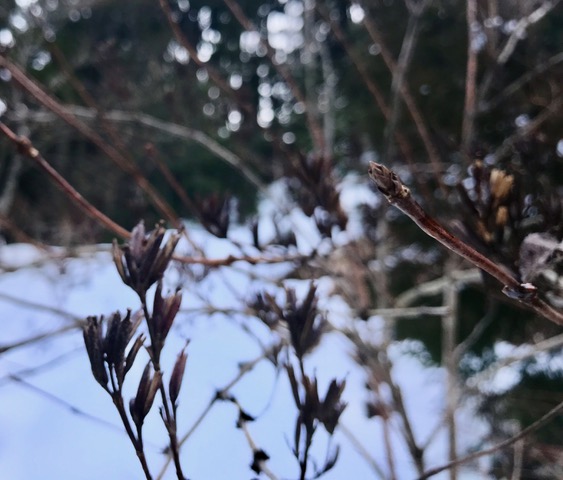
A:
367;162;563;326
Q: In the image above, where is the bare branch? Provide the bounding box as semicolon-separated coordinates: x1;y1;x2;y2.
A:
0;122;131;239
0;54;179;225
461;0;478;160
368;162;563;326
497;0;561;65
417;399;563;479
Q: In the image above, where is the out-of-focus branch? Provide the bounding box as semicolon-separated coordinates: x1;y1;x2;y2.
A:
157;0;244;107
368;162;563;326
395;269;482;308
173;251;307;267
479;52;563;112
358;0;445;195
10;106;268;193
338;423;387;479
0;122;131;239
442;260;459;480
318;4;434;205
0;54;179;225
0;324;79;354
461;0;478;161
383;2;426;162
496;0;561;65
157;343;282;480
493;95;563;161
417;399;563;479
468;332;563;388
223;0;325;154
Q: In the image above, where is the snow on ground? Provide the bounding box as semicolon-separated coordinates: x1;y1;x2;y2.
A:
0;177;491;479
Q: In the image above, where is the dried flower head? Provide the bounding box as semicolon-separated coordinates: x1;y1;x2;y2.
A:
83;311;143;390
113;221;181;297
282;284;327;359
253;284;327;358
286;153;348;236
457;161;518;248
287;365;347;437
194;193;232;238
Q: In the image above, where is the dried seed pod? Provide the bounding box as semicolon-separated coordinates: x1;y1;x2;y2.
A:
130;362;162;428
193;193;232;238
150;281;182;358
169;348;188;408
83;316;109;390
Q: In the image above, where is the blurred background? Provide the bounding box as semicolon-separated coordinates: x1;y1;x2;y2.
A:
0;1;562;479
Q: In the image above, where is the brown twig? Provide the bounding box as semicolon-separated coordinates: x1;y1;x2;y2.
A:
417;399;563;479
172;251;307;267
13;106;268;193
0;55;178;225
382;2;427;163
461;0;478;161
156;343;282;479
0;122;131;239
367;161;563;326
318;4;434;205
358;0;444;190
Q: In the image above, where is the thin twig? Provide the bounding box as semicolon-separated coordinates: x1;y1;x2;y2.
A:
359;1;444;192
0;55;178;225
0;122;130;239
368;305;450;319
479;52;563;113
230;396;279;480
367;162;563;326
8;374;127;435
383;2;427;164
496;0;561;65
417;399;563;479
12;106;268;193
156;344;281;479
442;259;459;480
468;332;563;388
461;0;478;161
317;4;434;205
493;95;563;161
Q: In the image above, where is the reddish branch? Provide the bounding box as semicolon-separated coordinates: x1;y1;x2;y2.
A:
0;54;179;225
368;161;563;326
0;122;130;239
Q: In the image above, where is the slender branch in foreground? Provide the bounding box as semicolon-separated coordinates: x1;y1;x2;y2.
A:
417;399;563;479
367;162;563;326
0;122;131;239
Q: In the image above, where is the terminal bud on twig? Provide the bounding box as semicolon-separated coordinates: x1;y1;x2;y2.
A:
368;161;410;199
